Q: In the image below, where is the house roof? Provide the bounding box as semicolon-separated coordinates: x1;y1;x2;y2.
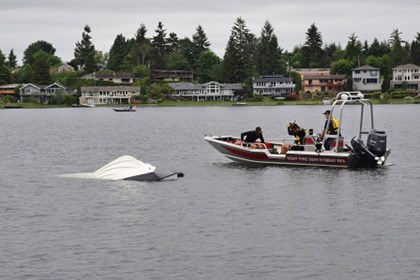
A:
393;64;420;69
0;83;21;89
353;65;379;70
95;72;134;79
21;82;68;90
81;86;141;91
168;82;242;90
252;75;293;83
303;74;346;80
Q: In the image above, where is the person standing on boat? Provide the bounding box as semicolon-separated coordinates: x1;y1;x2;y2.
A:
320;110;340;150
239;127;265;149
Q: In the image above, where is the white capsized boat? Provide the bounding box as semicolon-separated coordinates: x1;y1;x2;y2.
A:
61;155;183;181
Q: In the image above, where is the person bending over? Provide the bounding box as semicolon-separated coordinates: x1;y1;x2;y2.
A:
287;122;306;145
239;126;265;149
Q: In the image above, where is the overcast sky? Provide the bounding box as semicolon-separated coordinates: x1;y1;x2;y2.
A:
1;0;419;65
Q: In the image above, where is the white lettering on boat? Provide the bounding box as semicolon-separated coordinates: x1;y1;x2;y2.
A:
286;155;347;165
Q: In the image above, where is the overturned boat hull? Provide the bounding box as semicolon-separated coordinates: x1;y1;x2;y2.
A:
93;155;182;181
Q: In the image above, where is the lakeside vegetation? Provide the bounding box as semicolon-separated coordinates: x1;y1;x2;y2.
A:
1;18;420;106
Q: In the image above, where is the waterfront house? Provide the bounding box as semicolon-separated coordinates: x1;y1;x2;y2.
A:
79;86;141;106
0;84;20;97
302;74;346;94
168;81;242;101
19;82;69;103
352;65;382;91
252;75;295;98
390;64;420;90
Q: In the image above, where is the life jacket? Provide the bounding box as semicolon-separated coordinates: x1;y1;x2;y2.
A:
328;117;340;134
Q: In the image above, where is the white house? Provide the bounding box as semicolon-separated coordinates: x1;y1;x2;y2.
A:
20;82;70;103
352;65;382;91
168;81;243;101
79;86;141;106
390;64;420;90
252;75;295;98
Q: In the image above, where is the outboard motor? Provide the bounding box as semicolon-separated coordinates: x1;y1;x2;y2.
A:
349;134;386;168
367;129;387;157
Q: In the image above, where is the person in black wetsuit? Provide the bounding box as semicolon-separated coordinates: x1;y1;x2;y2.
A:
240;126;265;149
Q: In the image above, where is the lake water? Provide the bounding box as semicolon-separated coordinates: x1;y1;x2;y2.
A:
1;104;419;280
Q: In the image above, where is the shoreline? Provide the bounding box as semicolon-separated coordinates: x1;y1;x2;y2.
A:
1;98;418;109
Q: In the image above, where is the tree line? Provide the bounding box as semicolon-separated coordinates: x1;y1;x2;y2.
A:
1;18;420;94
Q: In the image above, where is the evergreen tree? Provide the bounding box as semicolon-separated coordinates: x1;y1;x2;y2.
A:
301;23;326;68
23;40;56;65
196;50;221;83
132;23;151;65
324;43;343;65
151;22;167;69
166;32;179;54
367;38;387;57
389;29;409;67
178;37;196;70
410;33;420;65
255;20;283;75
222;17;256;83
191;25;211;70
107;34;128;72
166;50;190;70
192;25;210;52
0;50;12;84
8;49;17;68
344;33;363;66
74;25;97;72
31;50;51;85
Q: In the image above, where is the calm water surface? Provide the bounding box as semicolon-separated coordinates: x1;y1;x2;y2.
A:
0;105;419;280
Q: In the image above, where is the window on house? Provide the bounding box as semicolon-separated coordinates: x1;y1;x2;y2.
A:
366;78;378;84
355;70;360;74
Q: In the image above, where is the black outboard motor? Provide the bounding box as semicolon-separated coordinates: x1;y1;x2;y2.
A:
367;129;387;157
349;131;387;168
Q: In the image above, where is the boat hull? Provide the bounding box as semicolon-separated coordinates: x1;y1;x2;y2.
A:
113;108;136;112
204;136;388;168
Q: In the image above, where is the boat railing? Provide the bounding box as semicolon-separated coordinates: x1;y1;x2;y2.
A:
326;91;375;152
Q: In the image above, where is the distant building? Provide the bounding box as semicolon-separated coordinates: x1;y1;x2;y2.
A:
352;65;382;91
81;72;138;84
152;70;193;82
79;86;141;106
293;68;331;81
168;81;242;101
0;84;20;97
57;63;75;73
20;82;70;103
302;74;346;94
390;64;420;90
252;75;295;98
